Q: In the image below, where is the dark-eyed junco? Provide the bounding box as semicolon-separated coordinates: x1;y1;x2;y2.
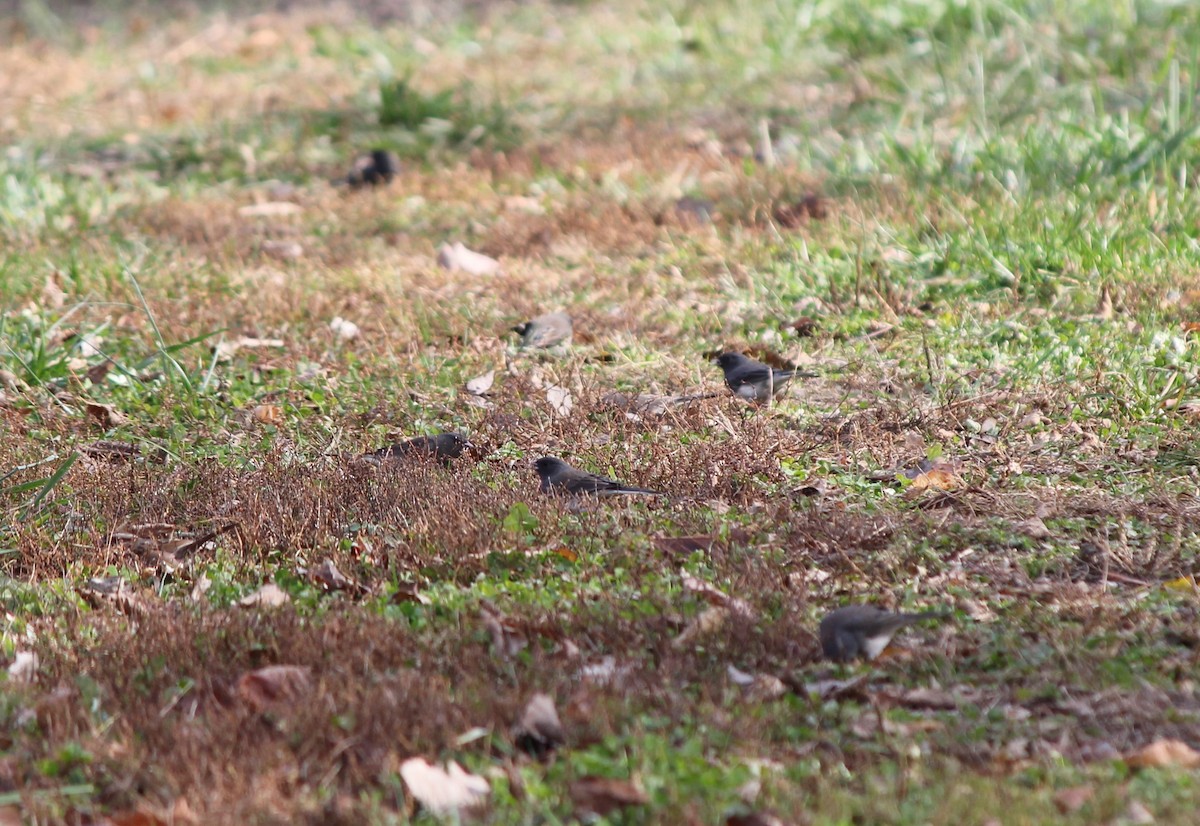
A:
347;149;398;187
713;351;816;402
512;311;573;349
819;605;951;662
366;432;473;465
512;693;564;758
534;456;660;496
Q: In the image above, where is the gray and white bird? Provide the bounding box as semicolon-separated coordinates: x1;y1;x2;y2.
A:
365;432;473;465
713;351;815;402
512;311;573;349
819;605;951;662
534;456;660;497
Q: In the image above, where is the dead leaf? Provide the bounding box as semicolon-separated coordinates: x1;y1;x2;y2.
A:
654;535;717;555
672;606;728;649
1053;785;1094;814
79;576;152;617
726;665;787;702
513;693;564;757
253;404;284;425
681;571;756;618
82;440;142;462
330;317;360;341
466;370;495;396
191;574;212;603
7;651;38;683
437;242;500;276
568;776;648;817
0;806;22;826
545;384;572;417
400;758;490;818
309;559;359;593
238;201;302;218
1125;738;1200;769
726;812;787;826
802;674;869;701
1124;800;1155;825
772;192;827;227
213;336;286;362
906;462;962;491
238;583;290;608
236;664;312;711
262;239;303;259
390;582;431;605
481;604;527;658
1096;284;1114;319
86;401;126;428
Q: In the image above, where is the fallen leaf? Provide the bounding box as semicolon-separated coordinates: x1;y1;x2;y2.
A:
390;582;431;605
1124;800;1155;825
802;674;870;701
466;370;495;396
86;401;126;428
726;812;787;826
681;571;756;618
906;462;962;491
672;606;728;649
726;665;787;702
109;809;167;826
437;242;500;276
1125;738;1200;769
330;317;360;341
545;385;572;417
191;574;212;603
238;201;302;218
262;239;303;259
253;404;284;425
568;776;648;817
79;576;152;617
1053;785;1094;814
0;806;22;826
481;604;527;658
309;559;358;593
213;336;286;362
1095;284;1114;320
7;651;38;683
513;693;564;757
236;664;312;711
551;546;578;563
238;583;291;608
400;758;490;818
82;440;142;462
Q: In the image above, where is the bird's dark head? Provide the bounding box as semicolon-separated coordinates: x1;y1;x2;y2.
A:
714;351;745;370
511;322;532;336
437;432;474;456
534;456;565;476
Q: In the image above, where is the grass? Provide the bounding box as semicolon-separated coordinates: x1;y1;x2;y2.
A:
3;0;1200;823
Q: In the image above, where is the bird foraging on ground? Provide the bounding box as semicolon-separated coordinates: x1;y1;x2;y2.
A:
365;432;473;465
713;351;816;402
346;149;398;187
819;604;951;662
534;456;661;496
512;311;573;349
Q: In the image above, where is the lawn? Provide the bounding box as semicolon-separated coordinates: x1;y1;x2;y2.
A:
3;0;1200;823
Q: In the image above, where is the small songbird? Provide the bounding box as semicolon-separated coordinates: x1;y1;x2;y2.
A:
713;351;815;402
512;311;573;349
534;456;661;497
365;432;473;465
347;149;398;187
819;605;951;662
512;693;565;758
